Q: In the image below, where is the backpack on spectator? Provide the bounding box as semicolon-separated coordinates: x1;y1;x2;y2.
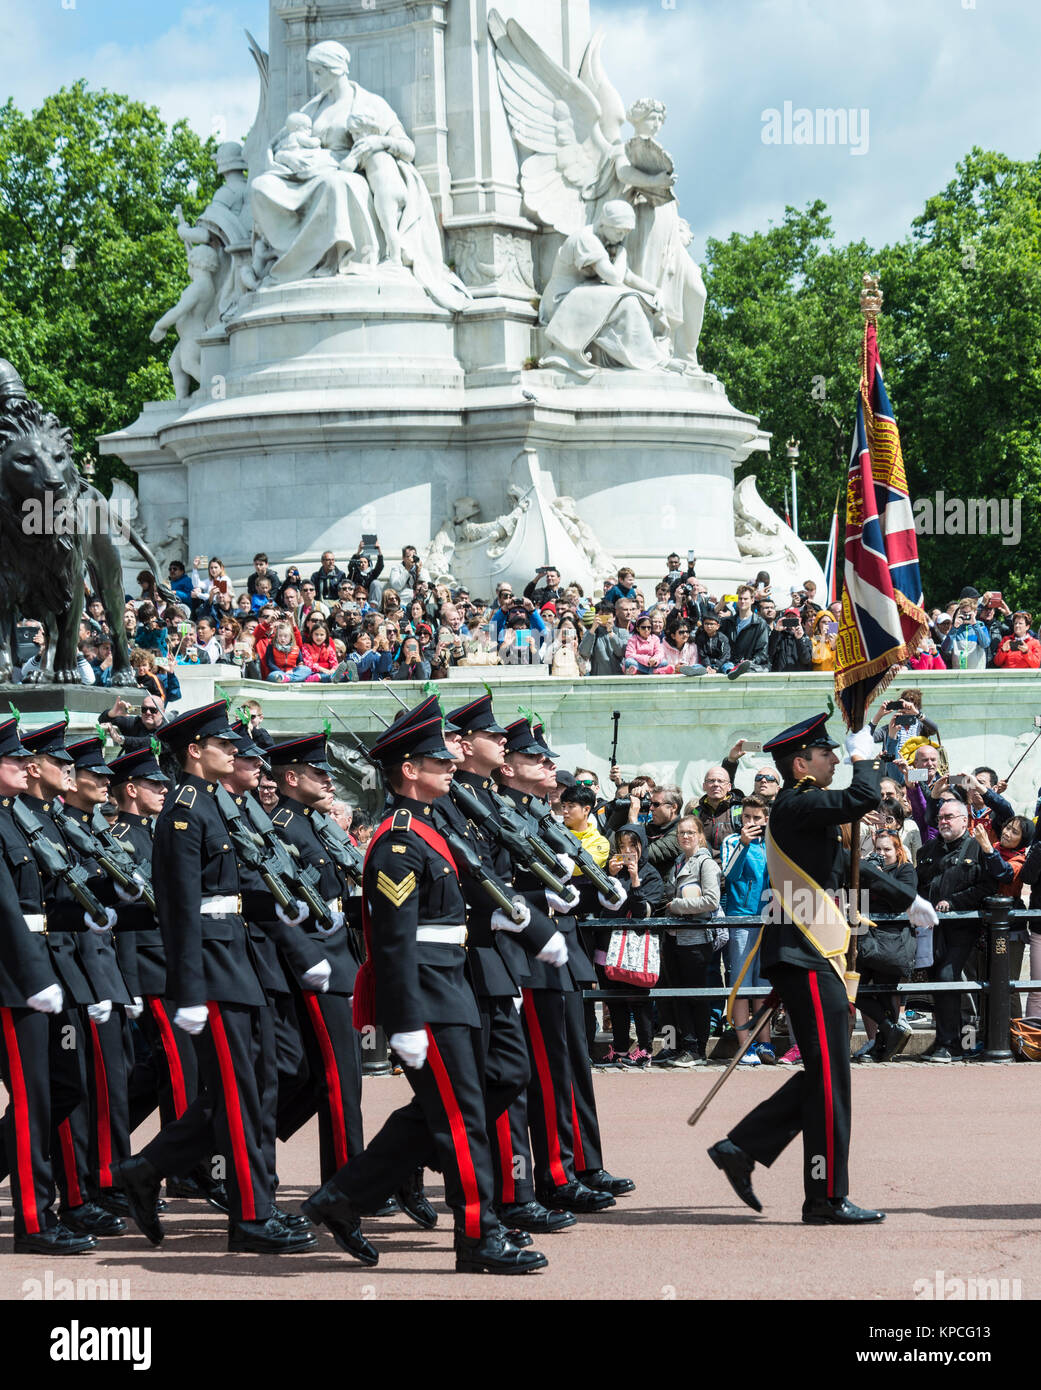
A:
604;928;660;988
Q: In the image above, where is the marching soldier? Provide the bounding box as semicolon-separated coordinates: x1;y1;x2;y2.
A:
219;719;321;1232
264;735;369;1190
0;716;95;1254
708;713;889;1223
302;702;548;1273
494;718;619;1214
114;701;315;1253
109;751;196;1141
18;719;128;1238
439;695;576;1236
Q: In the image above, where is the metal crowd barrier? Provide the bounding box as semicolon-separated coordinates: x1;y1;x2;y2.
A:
575;899;1041;1062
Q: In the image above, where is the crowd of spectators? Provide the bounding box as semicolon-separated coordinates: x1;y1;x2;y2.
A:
10;538;1040;697
546;717;1040;1070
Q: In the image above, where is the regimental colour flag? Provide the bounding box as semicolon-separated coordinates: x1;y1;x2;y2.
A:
835;319;928;727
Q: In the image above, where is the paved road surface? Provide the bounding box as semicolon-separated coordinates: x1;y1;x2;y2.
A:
2;1064;1037;1301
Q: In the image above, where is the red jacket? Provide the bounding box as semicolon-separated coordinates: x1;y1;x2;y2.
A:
256;622;307;678
994;636;1041;669
302;638;338;672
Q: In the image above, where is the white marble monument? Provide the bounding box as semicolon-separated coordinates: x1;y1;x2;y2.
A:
100;0;823;601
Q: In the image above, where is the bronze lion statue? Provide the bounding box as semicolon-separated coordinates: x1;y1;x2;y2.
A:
0;359;171;686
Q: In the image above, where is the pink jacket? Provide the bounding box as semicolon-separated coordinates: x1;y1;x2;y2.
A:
625;632;665;666
662;638;697;667
907;652;946;671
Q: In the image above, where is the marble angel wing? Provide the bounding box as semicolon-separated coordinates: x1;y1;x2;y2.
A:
488;9;617;236
242;29;270;186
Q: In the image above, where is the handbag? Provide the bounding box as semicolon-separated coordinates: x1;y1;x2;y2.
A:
857;923;916;977
604;928;661;988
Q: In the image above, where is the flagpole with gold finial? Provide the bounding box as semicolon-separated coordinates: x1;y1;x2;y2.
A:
844;273;883;995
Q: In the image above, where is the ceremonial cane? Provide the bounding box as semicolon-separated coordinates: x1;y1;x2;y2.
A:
687;992;779;1128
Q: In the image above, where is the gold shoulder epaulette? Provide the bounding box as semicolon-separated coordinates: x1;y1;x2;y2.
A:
392;808;412;832
175;785;197;808
272;808;292;827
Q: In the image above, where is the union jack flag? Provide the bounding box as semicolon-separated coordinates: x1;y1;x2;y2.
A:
835;320;927;727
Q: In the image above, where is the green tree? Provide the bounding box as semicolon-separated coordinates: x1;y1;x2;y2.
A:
0;82;217;491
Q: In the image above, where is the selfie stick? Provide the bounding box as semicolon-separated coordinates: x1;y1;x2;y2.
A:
1005;721;1041;784
610;710;621;767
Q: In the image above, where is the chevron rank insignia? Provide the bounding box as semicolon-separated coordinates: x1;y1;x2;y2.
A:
376;870;416;907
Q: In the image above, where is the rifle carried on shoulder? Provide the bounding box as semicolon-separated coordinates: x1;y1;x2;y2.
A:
12;799;109;927
450;780;572;897
240;793;335;928
214;784;304;918
523;793;623;904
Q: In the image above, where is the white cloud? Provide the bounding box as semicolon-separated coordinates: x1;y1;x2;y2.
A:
2;3;265;144
593;0;1041;257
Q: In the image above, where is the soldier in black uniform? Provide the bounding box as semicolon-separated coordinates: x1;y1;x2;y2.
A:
302;704;548;1274
708;713;888;1223
114;701;315;1254
0;716;95;1254
265;734;367;1186
60;736;137;1210
17;719;128;1239
440;695;577;1236
219;719;321;1231
495;718;619;1214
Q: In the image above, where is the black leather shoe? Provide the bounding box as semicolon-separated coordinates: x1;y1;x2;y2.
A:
274;1205;313;1232
497;1200;576;1233
536;1180;614;1213
707;1139;762;1213
14;1223;97;1255
60;1202;128;1237
497;1222;533;1249
875;1020;912;1064
228;1217;318;1253
802;1197;886;1225
111;1155;164;1246
454;1229;548;1274
577;1167;636;1196
367;1195;401;1217
164;1174;205;1200
301;1181;379;1266
396;1170;438;1230
95;1188;130;1217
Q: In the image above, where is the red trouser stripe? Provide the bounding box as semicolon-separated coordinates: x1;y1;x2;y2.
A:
89;1019;113;1189
521;989;567;1187
569;1086;586;1173
1;1008;41;1234
58;1118;83;1208
149;997;188;1118
808;973;835;1198
495;1110;515;1204
304;993;348;1169
425;1029;482;1239
207;1003;256;1221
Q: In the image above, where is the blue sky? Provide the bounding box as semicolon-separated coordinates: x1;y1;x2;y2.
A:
4;0;1038;259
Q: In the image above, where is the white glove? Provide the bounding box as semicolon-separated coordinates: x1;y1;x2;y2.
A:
536;930;569;968
87;1000;112;1025
302;958;332;992
907;894;939;929
174;1004;209;1035
125;997;144;1020
598;876;628;911
512;994;523;1013
555;852;576;878
389;1029;428;1069
314;908;345;938
114;879;144;904
27;983;63;1014
546;887;579;914
275;900;309;927
85;907;118;934
491;902;529;933
845;728;876;761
